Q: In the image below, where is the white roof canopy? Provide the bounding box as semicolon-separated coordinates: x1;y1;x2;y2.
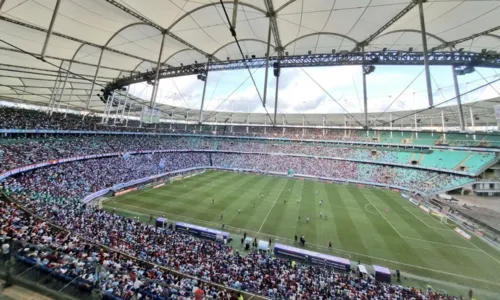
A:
0;0;499;119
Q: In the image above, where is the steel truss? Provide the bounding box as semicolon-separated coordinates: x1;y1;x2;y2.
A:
106;51;500;91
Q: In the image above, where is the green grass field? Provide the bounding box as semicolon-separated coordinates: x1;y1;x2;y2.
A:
104;170;500;298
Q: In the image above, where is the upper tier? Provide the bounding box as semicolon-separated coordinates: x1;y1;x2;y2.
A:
1;106;499;148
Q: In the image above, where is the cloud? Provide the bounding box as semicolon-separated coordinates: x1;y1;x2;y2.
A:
128;66;500;118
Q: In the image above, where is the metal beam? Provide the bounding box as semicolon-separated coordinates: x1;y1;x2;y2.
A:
264;0;284;57
103;0;215;60
432;25;500;51
0;15;156;64
41;0;61;60
357;1;417;48
417;0;433;107
107;51;500;91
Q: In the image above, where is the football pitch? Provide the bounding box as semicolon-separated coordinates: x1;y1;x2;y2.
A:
104;170;500;296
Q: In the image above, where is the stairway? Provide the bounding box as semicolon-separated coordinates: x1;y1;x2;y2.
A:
455;153;473;170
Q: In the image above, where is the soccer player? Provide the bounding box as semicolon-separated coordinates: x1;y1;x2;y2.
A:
320;212;323;218
212;198;214;204
284;199;286;204
306;217;310;223
328;241;332;250
221;214;223;220
315;191;318;195
319;200;323;206
261;194;264;198
296;198;300;203
288;188;291;192
298;216;301;222
238;209;241;214
253;203;256;208
325;215;328;220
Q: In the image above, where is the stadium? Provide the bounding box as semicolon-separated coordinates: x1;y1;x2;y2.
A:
1;0;500;299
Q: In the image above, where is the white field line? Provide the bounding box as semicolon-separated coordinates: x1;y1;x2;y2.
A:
109;204;500;287
364;203;379;216
402;207;450;231
257;180;288;233
112;173;219;203
402;236;481;251
361;193;405;237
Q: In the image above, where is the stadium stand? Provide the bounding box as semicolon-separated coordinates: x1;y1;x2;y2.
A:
2;106;500;148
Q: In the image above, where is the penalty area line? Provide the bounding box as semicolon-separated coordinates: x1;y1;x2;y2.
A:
257;180;288;233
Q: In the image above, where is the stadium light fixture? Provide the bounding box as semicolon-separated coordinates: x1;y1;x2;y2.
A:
409;47;413;52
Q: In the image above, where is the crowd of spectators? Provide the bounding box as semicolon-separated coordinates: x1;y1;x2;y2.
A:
0;107;480;298
1;106;496;147
0;136;488;176
1;181;462;299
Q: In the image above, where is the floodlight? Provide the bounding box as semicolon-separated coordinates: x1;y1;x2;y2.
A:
285;51;289;56
383;47;387;52
308;50;312;55
408;47;413;52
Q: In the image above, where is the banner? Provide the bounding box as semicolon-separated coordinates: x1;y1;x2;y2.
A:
454;227;471;240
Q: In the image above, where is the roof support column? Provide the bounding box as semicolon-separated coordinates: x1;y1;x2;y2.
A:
199;59;210;123
344;115;347;137
119;86;130;123
274;62;280;125
48;60;63;114
112;95;122;124
264;116;267;134
87;47;104;111
417;0;433;107
322;116;325;136
390;113;393;138
469;107;475;130
56;60;73;112
41;0;61;60
263;18;272;107
441;109;446;133
452;66;465;130
362;46;369;130
414;113;418;129
101;96;111;123
125;103;132;127
302;115;305;136
151;32;166;108
0;0;6;10
64;89;73;118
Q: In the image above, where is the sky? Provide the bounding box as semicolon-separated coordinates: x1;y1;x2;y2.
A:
128;65;500;116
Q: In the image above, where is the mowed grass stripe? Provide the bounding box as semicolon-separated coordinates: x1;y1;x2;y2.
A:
339;186;394;261
117;171;226;206
346;187;429;268
272;179;305;242
234;176;285;231
199;175;279;230
138;172;242;216
367;189;481;276
181;173;260;221
108;172;500;294
325;185;369;258
204;174;271;226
